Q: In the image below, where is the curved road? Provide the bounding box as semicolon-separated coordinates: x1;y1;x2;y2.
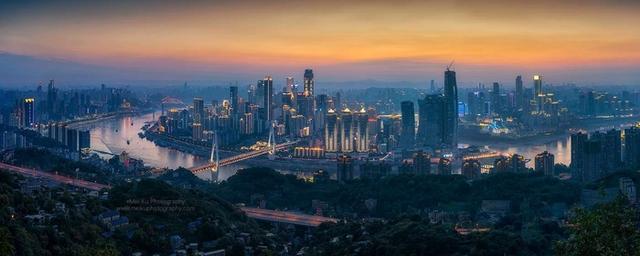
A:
0;162;111;191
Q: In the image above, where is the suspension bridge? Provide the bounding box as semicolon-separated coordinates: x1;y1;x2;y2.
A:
189;121;300;180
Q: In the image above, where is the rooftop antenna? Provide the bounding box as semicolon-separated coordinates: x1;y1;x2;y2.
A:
446;60;455;71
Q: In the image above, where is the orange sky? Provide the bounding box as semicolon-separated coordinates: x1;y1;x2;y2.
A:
1;1;639;84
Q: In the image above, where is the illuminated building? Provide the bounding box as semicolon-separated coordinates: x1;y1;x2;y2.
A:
303;69;314;96
354;107;369;152
193;97;204;123
324;109;339;152
22;98;35;127
293;147;325;158
340;108;354;152
534;151;555;176
192;123;203;141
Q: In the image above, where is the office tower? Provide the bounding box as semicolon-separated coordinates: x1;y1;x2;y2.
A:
619;177;637;203
193;97;204;123
296;94;315;119
625;127;640;170
592;129;622;171
515;75;524;109
467;91;486;117
336;155;354;182
533;75;543;97
303;69;314;96
400;101;415;148
462;159;481;179
354;108;369;152
570;132;587;175
324;109;339;152
230;86;239;114
581;140;604;182
258;76;274;124
286;77;294;92
491;82;501;115
417;94;445;147
437;158;452;175
22;98;35;127
443;68;458;148
340;108;354;152
413;151;431;175
535;151;555;176
192;123;203;141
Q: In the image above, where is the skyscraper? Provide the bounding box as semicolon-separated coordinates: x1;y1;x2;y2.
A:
443;68;458;148
193;97;204;123
303;69;314;96
258;76;274;124
491;82;501;115
336;154;353;182
400;101;415;148
230;86;239;114
535;151;555;176
324;109;339;152
533;75;543;97
340;108;354;152
22;98;35;127
625;126;640;170
354;108;369;152
515;75;524;110
417;94;445;147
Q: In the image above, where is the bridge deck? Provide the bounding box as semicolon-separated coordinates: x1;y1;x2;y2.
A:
241;207;338;227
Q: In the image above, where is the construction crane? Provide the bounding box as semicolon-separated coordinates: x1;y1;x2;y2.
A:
446;60;455;71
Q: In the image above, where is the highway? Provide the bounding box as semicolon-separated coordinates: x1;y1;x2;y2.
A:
0;162;111;191
240;207;338;227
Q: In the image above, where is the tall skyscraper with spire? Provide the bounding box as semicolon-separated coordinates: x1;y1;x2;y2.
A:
443;68;458;148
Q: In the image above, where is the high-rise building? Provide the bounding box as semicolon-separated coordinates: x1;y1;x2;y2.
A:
619;177;637;204
443;69;458;148
22;98;35;127
533;75;543;97
400;101;415;148
462;159;481;179
413;151;431;175
193;97;204;123
491;82;501;115
286;77;295;92
354;108;369;152
417;94;445;147
437;158;452;175
336;155;353;182
303;69;314;96
592;129;622;171
324;109;339;152
515;75;524;110
230;86;239;114
258;76;274;125
625;126;640;170
535;151;555;176
340;108;354;152
570;132;588;175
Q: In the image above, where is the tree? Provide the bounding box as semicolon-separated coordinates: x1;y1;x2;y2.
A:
555;198;640;256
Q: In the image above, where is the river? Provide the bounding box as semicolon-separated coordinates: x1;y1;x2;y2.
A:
78;112;244;181
80;112;639;177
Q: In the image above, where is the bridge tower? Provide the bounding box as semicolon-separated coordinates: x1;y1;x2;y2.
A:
209;131;220;182
267;121;276;160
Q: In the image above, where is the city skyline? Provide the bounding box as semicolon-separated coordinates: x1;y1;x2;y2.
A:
1;1;640;86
